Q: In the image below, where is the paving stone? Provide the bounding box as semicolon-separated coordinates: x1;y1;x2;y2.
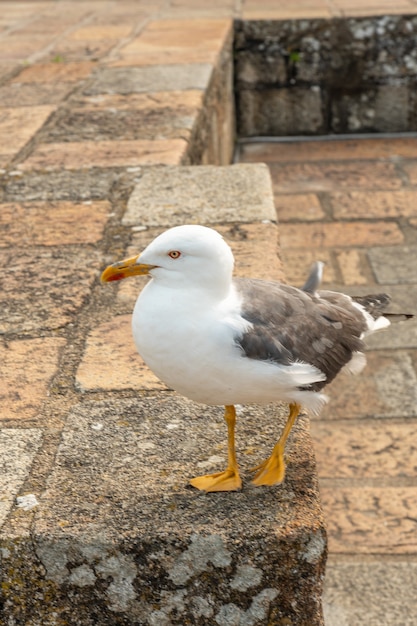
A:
217;222;285;281
0;83;72;107
76;314;166;392
312;419;417;478
369;245;417;284
19;139;188;170
68;24;134;40
270;161;403;193
278;249;337;286
238;87;324;136
323;560;417;626
12;61;96;83
274;193;325;222
0;247;102;333
279;221;403;249
43;107;198;142
402;160;417;185
45;39;118;63
84;64;213;95
2;169;121;202
71;90;203;112
108;48;220;67
239;137;417;163
0;106;55;158
0;337;66;420
0;428;43;524
0;35;52;61
330;190;417;219
318;350;417;419
123;164;276;227
116;18;231;65
320;486;417;554
0;200;110;246
335;249;371;285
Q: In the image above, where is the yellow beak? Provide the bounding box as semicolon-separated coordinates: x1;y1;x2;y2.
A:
101;255;156;282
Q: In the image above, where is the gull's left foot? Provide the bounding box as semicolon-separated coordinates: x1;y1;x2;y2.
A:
250;452;285;486
189;468;242;492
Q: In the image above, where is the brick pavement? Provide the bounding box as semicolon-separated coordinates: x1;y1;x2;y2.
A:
1;1;417;624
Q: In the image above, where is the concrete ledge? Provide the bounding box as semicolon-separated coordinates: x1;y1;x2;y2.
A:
2;397;326;625
1;163;327;625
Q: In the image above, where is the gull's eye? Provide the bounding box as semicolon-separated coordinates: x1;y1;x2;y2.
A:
168;250;181;259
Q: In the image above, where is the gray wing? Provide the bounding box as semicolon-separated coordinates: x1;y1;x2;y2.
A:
234;277;369;390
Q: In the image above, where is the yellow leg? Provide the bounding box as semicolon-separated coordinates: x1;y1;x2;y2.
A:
189;405;242;492
251;402;301;487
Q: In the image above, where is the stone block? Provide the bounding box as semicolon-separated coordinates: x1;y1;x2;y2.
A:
270;161;403;193
43;104;198;143
0;247;102;334
0;200;110;246
19;139;188;170
0;428;43;525
330;189;417;220
122;164;276;227
368;245;417;285
312;418;417;477
0;396;327;625
237;87;324;136
84;64;213;95
0;106;55;158
278;221;403;250
76;315;166;392
321;486;417;554
331;84;410;133
0;337;66;420
324;560;417;626
12;61;95;83
234;15;417;136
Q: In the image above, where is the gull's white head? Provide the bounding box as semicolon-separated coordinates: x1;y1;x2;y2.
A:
101;225;235;296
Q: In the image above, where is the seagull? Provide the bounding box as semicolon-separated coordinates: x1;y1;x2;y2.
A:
101;224;392;492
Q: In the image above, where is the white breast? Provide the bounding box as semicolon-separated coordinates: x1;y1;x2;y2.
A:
131;280;327;412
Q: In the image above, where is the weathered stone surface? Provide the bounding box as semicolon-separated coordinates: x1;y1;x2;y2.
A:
42;107;198;142
0;106;55;158
270;161;403;193
368;245;417;284
238;87;324;136
324;560;417;626
330;189;417;220
0;396;326;625
321;486;417;554
331;83;410;133
76;315;166;392
312;419;417;477
123;164;276;227
234;15;417;136
279;221;403;249
84;64;213;95
0;428;43;525
19;139;188;170
0;200;110;246
0;337;66;420
0;247;102;333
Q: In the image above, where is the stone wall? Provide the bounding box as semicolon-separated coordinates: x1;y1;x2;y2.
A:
234;14;417;136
